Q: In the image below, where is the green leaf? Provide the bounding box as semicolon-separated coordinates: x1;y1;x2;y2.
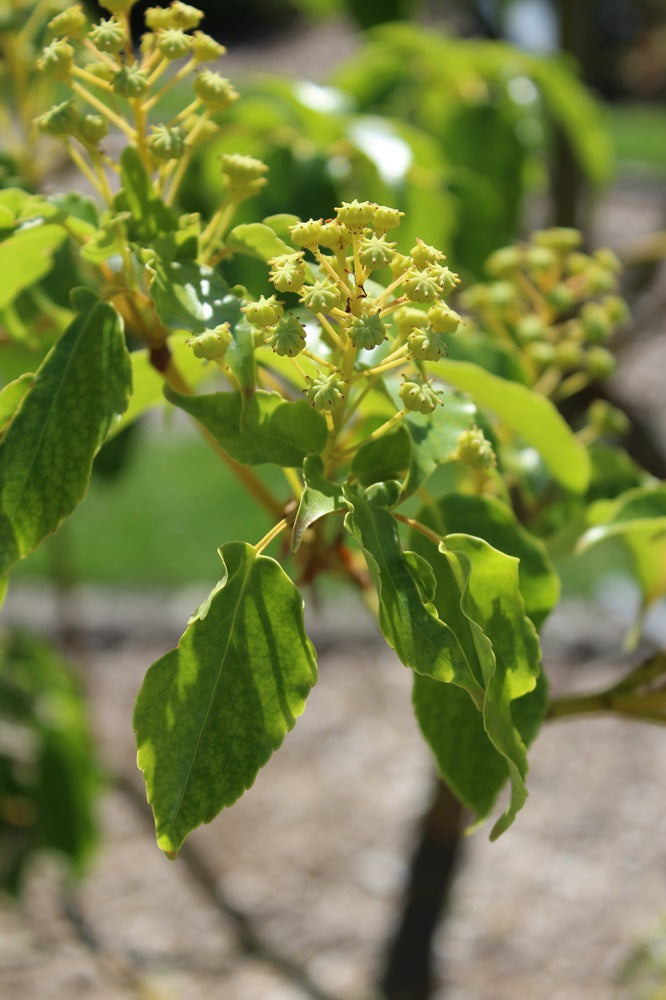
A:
415;493;560;628
342;481;483;696
116;146;176;243
134;542;317;856
226;222;294;261
0;373;33;433
351;423;412;489
578;484;666;606
409;528;543;838
0;300;132;574
0;224;67;311
165;386;328;467
292;453;344;552
435;359;590;493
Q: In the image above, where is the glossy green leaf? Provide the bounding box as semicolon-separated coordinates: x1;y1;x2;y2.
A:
0;373;33;433
342;481;483;696
134;542;317;856
165;386;327;467
0;300;131;575
578;485;666;606
351;423;412;489
226;222;294;261
116;145;176;243
435;359;589;493
0;224;67;311
409;528;543;837
292;453;344;552
415;493;560;628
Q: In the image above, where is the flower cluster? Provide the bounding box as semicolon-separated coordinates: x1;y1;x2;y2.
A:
35;1;239;197
243;200;462;416
462;228;627;393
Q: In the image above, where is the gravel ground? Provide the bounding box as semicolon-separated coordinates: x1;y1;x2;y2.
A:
2;594;666;1000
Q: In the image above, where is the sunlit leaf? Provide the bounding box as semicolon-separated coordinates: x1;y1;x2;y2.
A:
0;224;67;311
292;454;344;552
134;542;317;856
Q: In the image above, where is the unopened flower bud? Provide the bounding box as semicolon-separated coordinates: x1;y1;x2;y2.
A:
38;38;74;79
169;2;204;29
148;124;186;161
533;227;582;253
410;238;444;269
268;253;306;293
300;279;340;314
187;324;232;360
306;371;346;411
36;100;80;137
100;0;137;13
427;304;461;334
407;326;448;361
403;269;441;303
587;399;630;437
546;283;576;312
192;31;225;62
289;218;324;250
88;17;125;53
194;70;238;111
372;204;404;234
317;219;351;252
358;234;395;269
145;6;173;30
426;263;459;296
268;315;306;356
486;245;523;277
451;425;496;470
48;5;86;37
398;376;442;414
515;315;545;344
113;64;149;97
580;302;611;343
394;306;425;337
76;113;109;147
157;27;191;60
243;295;283;327
585;346;616;379
349;311;387;350
555;339;584;370
336;199;376;234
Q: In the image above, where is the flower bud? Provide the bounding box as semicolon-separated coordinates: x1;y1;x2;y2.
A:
593;247;621;274
145;6;173;30
88;17;125;53
243;295;283;327
192;31;225;62
317;219;351;253
187;324;232;360
546;283;576;312
580;301;611;343
300;279;341;314
427;304;461;334
221;153;267;194
372;204;403;234
76;113;109;147
157;27;192;60
268;253;306;294
38;38;74;80
407;326;448;361
403;269;441;303
451;425;496;470
36;100;80;137
393;306;425;337
525;340;557;369
289;218;324;250
48;5;86;37
169;2;204;29
398;376;442;414
555;339;584;370
349;311;387;350
335;199;376;234
306;372;346;411
526;245;558;272
533;227;582;253
485;245;523;277
358;234;395;269
268;315;306;356
194;70;238;111
388;252;413;279
426;263;459;296
601;294;629;327
515;315;545;344
148;124;186;161
585;346;616;379
113;64;149;97
410;238;444;269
